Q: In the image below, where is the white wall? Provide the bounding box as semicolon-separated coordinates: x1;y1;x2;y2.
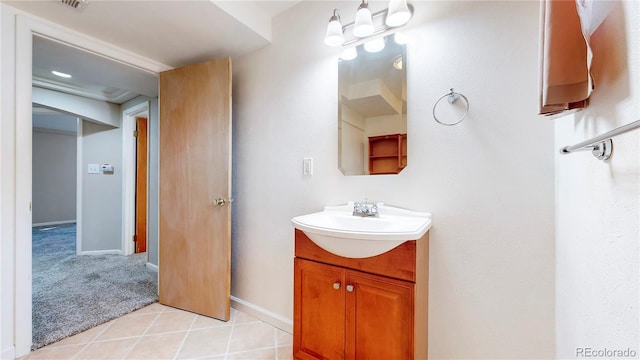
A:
32;127;77;225
32;89;124;254
80;120;123;253
555;1;640;358
233;1;555;358
0;4;16;358
339;104;365;175
33;87;120;127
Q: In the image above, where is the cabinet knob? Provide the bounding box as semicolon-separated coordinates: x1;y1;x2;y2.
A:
346;284;354;292
333;282;341;290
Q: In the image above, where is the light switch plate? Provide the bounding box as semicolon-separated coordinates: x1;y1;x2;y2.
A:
88;163;100;174
303;157;313;176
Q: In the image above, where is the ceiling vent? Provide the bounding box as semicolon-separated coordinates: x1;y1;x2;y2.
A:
61;0;88;9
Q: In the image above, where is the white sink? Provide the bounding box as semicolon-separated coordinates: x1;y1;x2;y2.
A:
291;202;432;258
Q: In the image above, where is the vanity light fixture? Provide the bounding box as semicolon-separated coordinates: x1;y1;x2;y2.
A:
324;9;345;46
51;70;72;78
324;0;413;47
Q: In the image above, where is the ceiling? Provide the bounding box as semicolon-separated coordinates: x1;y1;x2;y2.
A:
4;0;302;108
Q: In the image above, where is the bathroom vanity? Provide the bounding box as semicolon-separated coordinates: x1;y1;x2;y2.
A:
293;229;429;359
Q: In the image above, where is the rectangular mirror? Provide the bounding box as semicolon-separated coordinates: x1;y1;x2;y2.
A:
338;34;407;176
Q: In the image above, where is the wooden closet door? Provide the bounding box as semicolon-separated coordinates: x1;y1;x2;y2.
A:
159;58;232;320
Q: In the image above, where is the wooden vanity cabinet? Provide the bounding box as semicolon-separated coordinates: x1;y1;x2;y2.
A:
293;229;429;360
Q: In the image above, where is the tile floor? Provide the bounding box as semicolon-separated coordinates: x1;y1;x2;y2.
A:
22;303;292;360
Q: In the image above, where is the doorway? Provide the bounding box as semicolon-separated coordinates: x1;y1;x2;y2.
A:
122;103;151;257
135;117;148;253
14;16;167;355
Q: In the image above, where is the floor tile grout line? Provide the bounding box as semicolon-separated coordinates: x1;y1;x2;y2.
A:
89;327;198;344
274;327;279;360
224;345;278;356
172;313;199;360
223;319;236;360
67;318;116;360
120;309;164;360
35;320;113;351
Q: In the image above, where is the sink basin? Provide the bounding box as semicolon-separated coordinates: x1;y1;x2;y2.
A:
291;202;432;258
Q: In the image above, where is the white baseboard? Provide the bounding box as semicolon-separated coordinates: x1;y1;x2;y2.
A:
77;249;122;256
1;346;15;360
230;295;293;334
32;220;76;227
146;262;158;272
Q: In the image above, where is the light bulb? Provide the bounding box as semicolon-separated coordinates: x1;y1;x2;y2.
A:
353;1;374;38
340;47;358;60
364;38;385;53
394;32;408;45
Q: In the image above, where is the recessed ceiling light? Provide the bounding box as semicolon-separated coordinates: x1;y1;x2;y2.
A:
52;70;72;78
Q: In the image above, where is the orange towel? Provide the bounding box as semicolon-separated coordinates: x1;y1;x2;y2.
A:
539;0;592;116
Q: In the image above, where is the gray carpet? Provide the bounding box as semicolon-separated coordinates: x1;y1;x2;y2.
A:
32;223;158;350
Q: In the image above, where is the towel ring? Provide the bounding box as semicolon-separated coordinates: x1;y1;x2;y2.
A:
432;88;469;126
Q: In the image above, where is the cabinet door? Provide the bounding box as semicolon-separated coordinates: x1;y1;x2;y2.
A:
294;259;346;360
345;271;414;360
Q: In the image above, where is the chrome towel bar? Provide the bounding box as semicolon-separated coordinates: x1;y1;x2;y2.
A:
560;119;640;160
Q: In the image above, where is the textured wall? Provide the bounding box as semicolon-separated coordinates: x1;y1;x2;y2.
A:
555;1;640;358
232;1;555;358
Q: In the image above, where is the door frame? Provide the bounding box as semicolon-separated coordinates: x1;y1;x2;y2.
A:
122;102;150;256
13;14;169;357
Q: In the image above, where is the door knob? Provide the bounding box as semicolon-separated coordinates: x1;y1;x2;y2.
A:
214;198;234;206
333;282;341;290
346;284;354;292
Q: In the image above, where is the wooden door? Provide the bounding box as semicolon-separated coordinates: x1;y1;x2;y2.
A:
345;271;414;360
135;117;148;253
294;259;346;360
159;58;232;320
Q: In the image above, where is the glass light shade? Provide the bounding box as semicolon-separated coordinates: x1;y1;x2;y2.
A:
353;6;374;37
340;47;358;60
325;18;345;46
386;0;412;27
364;38;385;53
393;32;408;45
